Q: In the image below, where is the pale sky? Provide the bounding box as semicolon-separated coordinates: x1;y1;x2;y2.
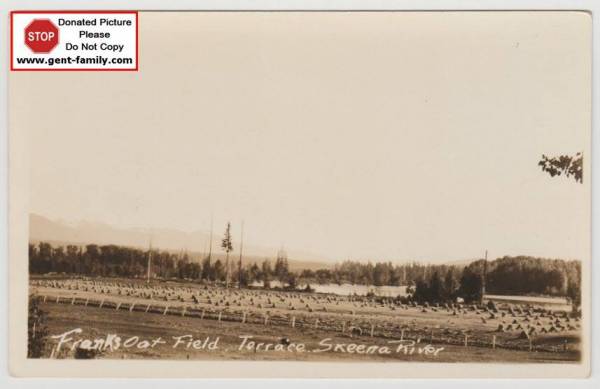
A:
11;12;591;262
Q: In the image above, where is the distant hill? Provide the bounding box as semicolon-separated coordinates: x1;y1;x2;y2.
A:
29;213;332;271
29;214;481;271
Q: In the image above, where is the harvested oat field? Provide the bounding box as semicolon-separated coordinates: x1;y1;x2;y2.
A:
29;277;581;363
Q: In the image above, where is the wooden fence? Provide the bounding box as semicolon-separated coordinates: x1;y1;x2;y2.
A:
35;294;574;354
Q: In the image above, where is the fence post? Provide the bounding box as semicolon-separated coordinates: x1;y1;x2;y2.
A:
56;296;60;303
291;316;296;328
563;339;567;352
529;338;533;352
116;302;121;310
342;321;346;333
400;329;405;341
130;304;135;312
264;314;269;326
464;335;468;347
145;304;150;313
242;312;247;324
85;298;89;307
181;307;186;317
314;318;319;329
370;324;375;337
430;329;434;344
201;310;205;320
43;295;48;303
163;306;169;315
218;311;223;322
71;297;75;305
492;335;496;349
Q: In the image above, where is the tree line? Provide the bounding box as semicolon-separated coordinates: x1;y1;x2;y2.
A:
29;242;580;305
26;242;465;289
299;260;450;286
28;242;295;288
410;256;581;305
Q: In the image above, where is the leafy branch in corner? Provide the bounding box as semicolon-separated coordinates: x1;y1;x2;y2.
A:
538;152;583;183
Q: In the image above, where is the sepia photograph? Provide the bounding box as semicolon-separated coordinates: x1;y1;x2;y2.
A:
8;10;592;378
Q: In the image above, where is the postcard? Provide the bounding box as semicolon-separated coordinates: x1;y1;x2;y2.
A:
8;10;592;378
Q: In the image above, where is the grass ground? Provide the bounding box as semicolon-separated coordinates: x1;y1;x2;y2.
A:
39;302;579;363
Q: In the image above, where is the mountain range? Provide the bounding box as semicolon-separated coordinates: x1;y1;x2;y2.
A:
29;213;482;270
29;213;332;271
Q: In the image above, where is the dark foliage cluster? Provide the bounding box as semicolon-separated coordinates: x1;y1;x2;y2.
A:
412;256;581;304
539;153;583;183
29;242;294;288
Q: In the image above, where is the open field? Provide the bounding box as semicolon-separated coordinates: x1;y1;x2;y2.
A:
30;277;581;362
